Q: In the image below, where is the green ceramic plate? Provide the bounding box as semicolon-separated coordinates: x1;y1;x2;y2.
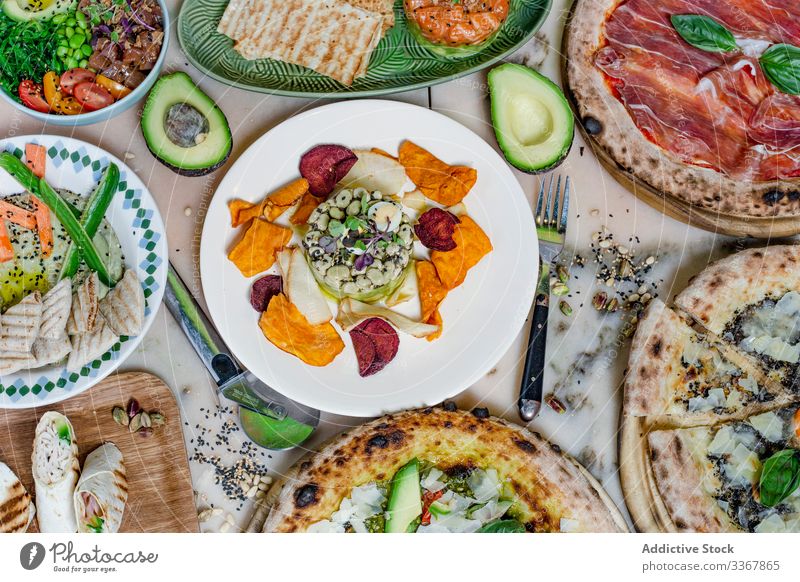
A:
177;0;551;97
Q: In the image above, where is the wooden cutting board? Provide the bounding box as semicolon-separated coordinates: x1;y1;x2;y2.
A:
0;372;199;533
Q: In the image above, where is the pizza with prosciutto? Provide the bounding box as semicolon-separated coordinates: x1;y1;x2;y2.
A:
566;0;800;218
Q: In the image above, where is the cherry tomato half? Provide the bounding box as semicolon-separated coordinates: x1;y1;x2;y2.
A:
52;95;83;116
18;80;50;113
59;68;96;96
73;82;114;112
95;74;131;100
43;72;60;108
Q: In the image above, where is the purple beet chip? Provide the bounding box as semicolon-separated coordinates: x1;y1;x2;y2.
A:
350;328;377;377
250;275;283;312
299;144;358;197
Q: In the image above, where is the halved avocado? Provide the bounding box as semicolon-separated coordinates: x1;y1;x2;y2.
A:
141;72;232;177
2;0;74;22
385;458;422;533
488;63;574;174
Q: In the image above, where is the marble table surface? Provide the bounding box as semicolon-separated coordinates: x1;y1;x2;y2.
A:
0;0;743;532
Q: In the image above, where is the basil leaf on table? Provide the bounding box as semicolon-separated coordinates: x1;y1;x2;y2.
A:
670;14;738;53
760;44;800;95
759;449;800;507
476;519;525;533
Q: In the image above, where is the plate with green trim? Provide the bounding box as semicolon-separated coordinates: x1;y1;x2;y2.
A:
177;0;551;97
0;136;167;409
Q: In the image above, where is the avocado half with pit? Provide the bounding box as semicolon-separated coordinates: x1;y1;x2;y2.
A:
488;63;574;174
141;72;232;177
2;0;74;21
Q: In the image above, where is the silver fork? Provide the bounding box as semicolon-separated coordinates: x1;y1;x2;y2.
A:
518;174;571;421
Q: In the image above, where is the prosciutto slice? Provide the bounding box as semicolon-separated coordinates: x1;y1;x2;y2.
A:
596;0;800;181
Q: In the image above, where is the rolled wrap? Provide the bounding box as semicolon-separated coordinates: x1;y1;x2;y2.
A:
32;411;79;532
74;443;127;533
0;461;35;533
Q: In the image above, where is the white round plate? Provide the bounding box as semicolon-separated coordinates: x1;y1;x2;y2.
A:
201;100;537;417
0;136;167;408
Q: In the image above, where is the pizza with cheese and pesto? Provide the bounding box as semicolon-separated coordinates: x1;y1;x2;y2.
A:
624;245;800;532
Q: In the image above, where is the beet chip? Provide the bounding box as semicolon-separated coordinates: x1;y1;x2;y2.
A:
414;208;460;251
250;275;283;312
350;329;377;377
349;317;400;377
299;144;358;197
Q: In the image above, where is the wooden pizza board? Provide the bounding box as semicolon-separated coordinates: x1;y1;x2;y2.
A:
560;2;800;239
618;413;676;533
0;372;199;533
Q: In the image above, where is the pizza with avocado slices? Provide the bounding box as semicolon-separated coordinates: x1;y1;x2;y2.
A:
622;244;800;532
263;406;628;533
648;405;800;533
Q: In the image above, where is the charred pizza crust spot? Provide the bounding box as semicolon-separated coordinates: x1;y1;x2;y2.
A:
650;339;662;357
443;421;453;428
442;401;457;412
514;438;537;454
365;430;405;454
471;407;490;419
294;484;319;508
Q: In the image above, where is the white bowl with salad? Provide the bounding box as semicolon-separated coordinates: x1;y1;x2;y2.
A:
0;0;168;125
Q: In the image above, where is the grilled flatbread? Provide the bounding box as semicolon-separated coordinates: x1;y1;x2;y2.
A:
32;335;72;368
219;0;385;86
348;0;394;33
66;272;99;335
39;279;72;340
74;443;128;533
0;351;37;376
625;299;788;427
67;315;118;372
265;406;628;533
99;270;144;337
0;462;35;533
0;291;42;353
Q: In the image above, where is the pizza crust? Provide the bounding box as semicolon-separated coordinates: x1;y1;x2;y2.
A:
675;245;800;335
564;0;800;218
264;407;629;533
646;429;738;533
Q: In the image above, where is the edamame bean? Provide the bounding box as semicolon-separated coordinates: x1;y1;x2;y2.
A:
68;33;85;49
66;16;76;26
52;13;66;24
75;11;86;22
78;58;88;68
67;56;79;69
81;44;93;57
58;38;69;47
56;46;69;58
65;26;75;38
77;18;88;29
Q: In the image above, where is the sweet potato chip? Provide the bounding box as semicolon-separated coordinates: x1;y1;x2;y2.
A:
228;178;309;227
264;178;310;221
425;310;443;342
371;147;397;160
228;199;263;228
228;218;292;277
398;141;477;206
416;260;448;322
290;191;322;225
259;294;344;366
431;215;492;289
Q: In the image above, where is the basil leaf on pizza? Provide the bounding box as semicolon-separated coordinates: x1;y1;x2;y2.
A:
760;44;800;95
670;14;737;53
476;519;526;533
759;450;800;507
